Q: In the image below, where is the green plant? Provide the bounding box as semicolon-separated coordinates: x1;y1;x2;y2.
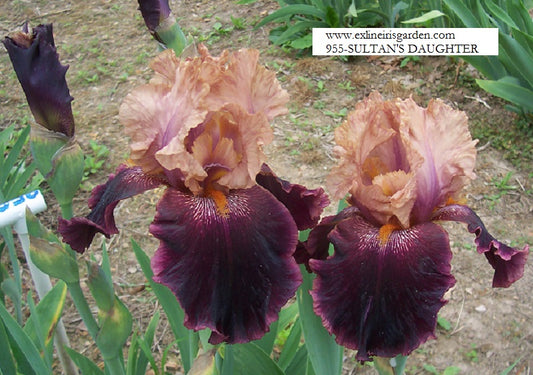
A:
444;0;533;123
253;0;447;51
465;343;479;363
81;139;109;189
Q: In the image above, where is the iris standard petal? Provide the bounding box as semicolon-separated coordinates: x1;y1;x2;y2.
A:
3;24;75;137
58;165;163;252
432;204;529;288
398;98;477;223
310;211;455;361
203;49;289;121
119;52;210;177
149;185;301;344
256;164;330;230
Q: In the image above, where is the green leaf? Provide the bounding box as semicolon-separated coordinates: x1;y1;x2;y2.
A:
27;211;79;283
402;10;445;24
499;32;533;89
500;357;522;375
134;311;160;375
254;320;278;355
284;344;308;375
0;126;30;195
443;0;481;27
443;366;460;375
0;320;17;375
231;343;284;375
290;34;314;50
272;20;327;45
484;0;518;30
126;331;140;375
23;282;67;365
278;317;302;370
0;302;50;375
297;265;342;375
86;261;114;312
255;4;326;28
136;334;159;375
476;78;533;112
437;315;452;331
65;347;105;375
96;296;132;360
132;239;199;373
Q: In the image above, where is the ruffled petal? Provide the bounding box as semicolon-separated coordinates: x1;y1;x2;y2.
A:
3;24;75;137
432;204;529;287
203;49;289;120
58;165;163;252
177;104;273;193
149;185;301;344
327;92;419;228
398;98;477;223
255;164;330;230
310;211;455;361
119;49;213;177
295;206;357;270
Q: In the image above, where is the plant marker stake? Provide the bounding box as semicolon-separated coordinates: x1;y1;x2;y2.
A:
0;190;78;375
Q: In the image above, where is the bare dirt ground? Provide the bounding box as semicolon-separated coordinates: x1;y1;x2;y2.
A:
1;0;532;374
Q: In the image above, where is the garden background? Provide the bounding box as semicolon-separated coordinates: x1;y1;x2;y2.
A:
0;0;532;373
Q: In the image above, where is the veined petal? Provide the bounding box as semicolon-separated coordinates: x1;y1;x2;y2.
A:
398;98;477;223
3;24;75;137
255;164;330;230
310;211;455;361
58;165;163;252
150;185;301;344
432;204;528;288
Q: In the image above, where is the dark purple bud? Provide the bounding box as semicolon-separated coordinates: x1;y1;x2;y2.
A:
3;24;75;137
138;0;172;33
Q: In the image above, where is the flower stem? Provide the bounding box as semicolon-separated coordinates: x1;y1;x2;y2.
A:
104;356;125;375
60;201;74;220
67;281;99;339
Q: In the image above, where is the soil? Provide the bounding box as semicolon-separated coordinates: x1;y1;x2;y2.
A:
1;0;532;374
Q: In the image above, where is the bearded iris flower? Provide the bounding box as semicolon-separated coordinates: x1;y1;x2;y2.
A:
59;45;328;344
306;92;528;361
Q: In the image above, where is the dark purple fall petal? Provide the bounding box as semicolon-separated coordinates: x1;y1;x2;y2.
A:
297;206;359;270
432;204;529;288
3;24;75;137
256;164;330;230
137;0;171;33
58;165;163;253
310;212;455;361
150;185;301;344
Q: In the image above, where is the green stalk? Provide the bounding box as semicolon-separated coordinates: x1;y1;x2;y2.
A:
66;281;99;340
59;202;74;221
157;19;188;56
104;356;125;375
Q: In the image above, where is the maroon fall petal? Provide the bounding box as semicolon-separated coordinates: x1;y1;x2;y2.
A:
310;212;455;361
150;185;301;344
58;165;163;252
256;164;329;230
3;24;75;137
432;204;529;288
